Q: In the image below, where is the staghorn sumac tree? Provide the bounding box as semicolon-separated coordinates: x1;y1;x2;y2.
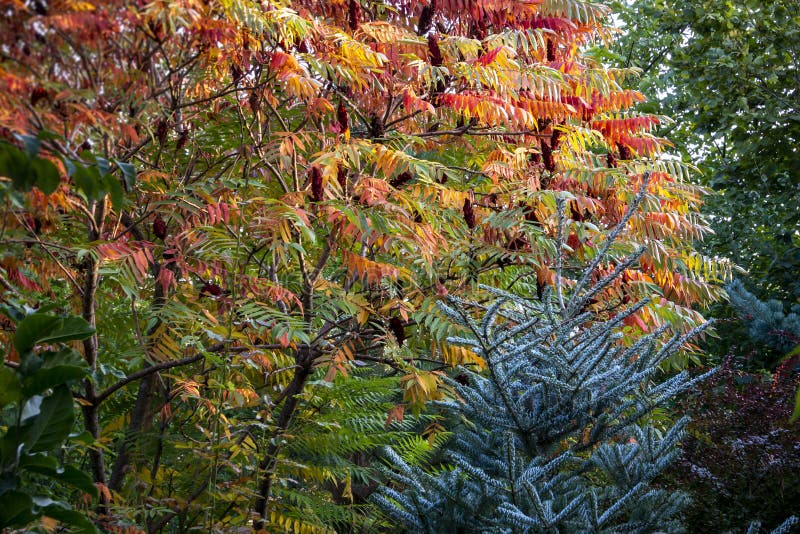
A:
0;0;729;531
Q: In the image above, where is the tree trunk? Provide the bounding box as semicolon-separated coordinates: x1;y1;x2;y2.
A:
252;358;312;530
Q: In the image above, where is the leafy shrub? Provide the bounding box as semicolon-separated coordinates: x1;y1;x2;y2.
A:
0;304;99;532
670;356;800;532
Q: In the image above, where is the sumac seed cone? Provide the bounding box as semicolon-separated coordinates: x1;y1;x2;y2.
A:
348;0;360;31
546;39;557;61
389;316;406;346
618;143;633;161
336;102;349;134
417;0;435;36
369;112;385;138
463;198;476;229
153;215;168;240
200;282;223;297
337;165;348;191
230;64;243;83
469;18;487;40
155;119;168;144
176;130;189;149
541;141;555;172
551;128;563;150
389;171;413;189
310;166;324;202
30;86;48;106
606;152;617;168
428;34;443;67
566;233;581;250
248;90;260;114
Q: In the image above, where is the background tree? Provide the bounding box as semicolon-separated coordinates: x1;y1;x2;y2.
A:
611;0;800;359
0;0;727;531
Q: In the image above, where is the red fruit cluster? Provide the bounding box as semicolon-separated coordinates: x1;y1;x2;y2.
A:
348;0;360;31
30;86;48;106
540;141;555;172
389;316;406;346
617;143;633;161
336;102;349;134
428;34;443;67
153;215;167;240
417;0;436;36
337;165;348;191
200;282;223;297
309;166;324;202
546;39;557;62
463;198;476;229
389;171;413;189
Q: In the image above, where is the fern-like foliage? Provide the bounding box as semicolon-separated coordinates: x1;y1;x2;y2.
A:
261;368;444;533
373;192;715;533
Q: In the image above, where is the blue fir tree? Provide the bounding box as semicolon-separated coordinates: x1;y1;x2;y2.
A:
726;279;800;354
373;178;717;533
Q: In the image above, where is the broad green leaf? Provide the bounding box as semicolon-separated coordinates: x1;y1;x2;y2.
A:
19;134;41;157
104;173;125;209
0;367;21;407
24;386;74;453
0;143;34;191
20;455;98;498
0;490;36;529
95;156;110;177
72;163;102;201
30;157;60;195
14;314;95;355
114;159;136;190
22;348;88;397
790;384;800;424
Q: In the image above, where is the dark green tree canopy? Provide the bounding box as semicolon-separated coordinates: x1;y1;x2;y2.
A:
614;0;800;303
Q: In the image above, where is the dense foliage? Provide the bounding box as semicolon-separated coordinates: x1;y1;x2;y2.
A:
1;0;732;531
0;307;98;532
613;0;800;296
670;356;800;532
612;5;800;531
612;0;800;355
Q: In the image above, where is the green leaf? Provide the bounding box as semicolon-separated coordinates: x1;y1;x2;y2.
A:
104;173;125;209
114;159;137;190
22;348;88;397
18;134;41;157
20;455;98;498
790;384;800;424
24;386;74;453
30;157;60;195
72;163;102;201
95;156;110;177
0;490;36;529
14;314;95;355
0;143;34;191
0;367;21;408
